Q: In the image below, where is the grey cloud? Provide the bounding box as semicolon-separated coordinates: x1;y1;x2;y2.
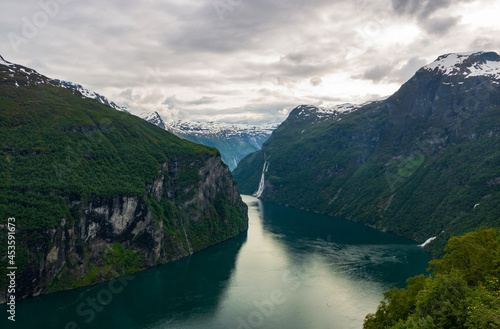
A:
391;0;420;15
419;0;454;19
391;0;474;35
162;95;179;108
469;36;500;52
394;57;428;82
282;53;307;64
185;96;218;105
313;95;346;103
391;0;452;18
141;90;166;104
275;76;296;88
119;88;134;100
425;16;461;35
162;95;218;107
360;64;394;82
310;77;323;86
354;56;429;84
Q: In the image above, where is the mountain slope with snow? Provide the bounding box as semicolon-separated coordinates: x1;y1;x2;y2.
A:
1;55;129;112
139;111;167;129
423;51;500;80
55;79;129;112
234;51;500;255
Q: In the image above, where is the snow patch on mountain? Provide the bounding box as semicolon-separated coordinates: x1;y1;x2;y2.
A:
1;61;53;87
423;51;500;80
316;103;361;118
138;111;166;129
467;60;500;79
1;55;130;113
293;98;388;123
165;120;278;138
55;79;129;112
424;52;475;75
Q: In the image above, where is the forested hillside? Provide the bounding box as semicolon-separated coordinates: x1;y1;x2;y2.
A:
364;228;500;329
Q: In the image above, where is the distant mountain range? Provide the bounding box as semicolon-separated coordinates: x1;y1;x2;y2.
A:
163;120;277;170
234;51;500;255
129;111;277;171
29;71;277;171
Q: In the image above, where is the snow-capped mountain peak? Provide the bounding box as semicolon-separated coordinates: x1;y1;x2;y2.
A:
138;111;166;129
290;99;387;123
0;55;55;87
165;120;278;138
55;79;129;112
160;119;278;170
0;55;129;112
423;51;500;80
294;103;360;117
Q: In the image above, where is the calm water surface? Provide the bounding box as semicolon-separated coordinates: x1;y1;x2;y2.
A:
2;195;430;329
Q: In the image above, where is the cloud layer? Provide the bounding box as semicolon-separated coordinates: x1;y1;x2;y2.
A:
1;0;499;124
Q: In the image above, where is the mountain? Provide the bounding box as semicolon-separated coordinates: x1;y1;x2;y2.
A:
234;51;500;255
163;120;277;171
0;55;248;303
0;55;129;113
281;102;374;124
140;110;167;129
54;79;129;113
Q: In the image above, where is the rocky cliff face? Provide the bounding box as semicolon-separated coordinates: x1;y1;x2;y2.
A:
0;56;248;303
2;154;246;303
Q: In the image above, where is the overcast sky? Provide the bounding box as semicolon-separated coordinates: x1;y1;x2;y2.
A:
2;0;500;124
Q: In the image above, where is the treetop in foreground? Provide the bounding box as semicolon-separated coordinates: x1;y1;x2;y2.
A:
364;228;500;329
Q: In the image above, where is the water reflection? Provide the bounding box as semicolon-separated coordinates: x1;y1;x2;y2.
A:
1;231;246;329
219;196;431;329
1;196;430;329
258;197;429;287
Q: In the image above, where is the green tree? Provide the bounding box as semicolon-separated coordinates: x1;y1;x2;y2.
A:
364;228;500;329
430;228;500;285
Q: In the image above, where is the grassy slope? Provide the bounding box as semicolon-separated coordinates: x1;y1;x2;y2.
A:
0;79;247;292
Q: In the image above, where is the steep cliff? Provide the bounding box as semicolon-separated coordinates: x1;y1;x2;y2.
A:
234;52;500;254
0;56;248;303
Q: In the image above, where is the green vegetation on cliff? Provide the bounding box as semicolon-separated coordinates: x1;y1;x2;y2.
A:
0;59;248;301
364;228;500;329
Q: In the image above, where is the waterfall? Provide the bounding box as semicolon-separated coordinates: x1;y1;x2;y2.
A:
419;236;437;247
254;161;269;198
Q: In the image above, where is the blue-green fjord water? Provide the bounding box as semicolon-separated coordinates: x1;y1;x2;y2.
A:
2;195;430;329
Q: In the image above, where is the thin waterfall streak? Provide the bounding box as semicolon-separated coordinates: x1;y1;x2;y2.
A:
419;236;437;247
254;161;269;198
